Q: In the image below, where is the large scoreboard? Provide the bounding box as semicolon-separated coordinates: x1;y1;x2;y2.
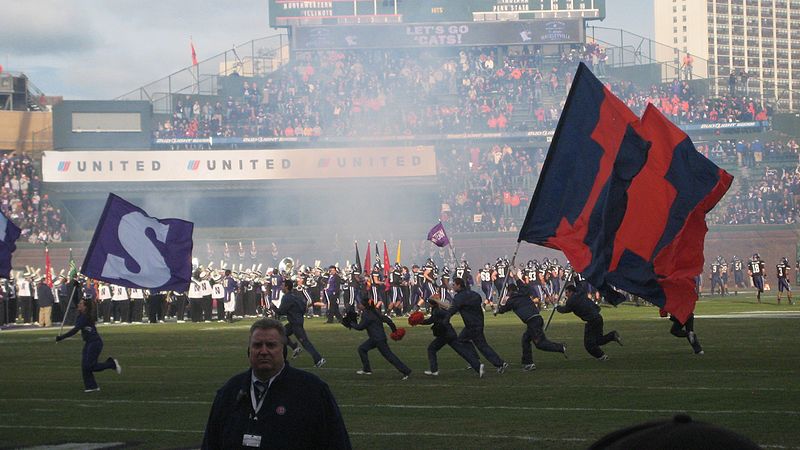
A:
269;0;605;28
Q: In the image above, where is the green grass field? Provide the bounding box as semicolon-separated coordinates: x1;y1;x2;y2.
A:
1;294;798;449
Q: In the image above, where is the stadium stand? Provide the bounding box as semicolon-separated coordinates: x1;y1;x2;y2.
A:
154;43;772;142
0;152;67;242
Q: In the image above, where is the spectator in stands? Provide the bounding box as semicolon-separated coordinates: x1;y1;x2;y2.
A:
0;152;67;242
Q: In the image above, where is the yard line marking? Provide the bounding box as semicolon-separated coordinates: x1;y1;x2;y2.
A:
349;431;587;443
13;365;795;375
337;404;800;416
0;398;211;405
5;399;799;415
0;424;201;434
1;378;798;393
0;425;585;443
595;384;796;393
697;312;800;319
2;425;793;449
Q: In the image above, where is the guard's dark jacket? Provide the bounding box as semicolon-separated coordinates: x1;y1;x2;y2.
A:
202;365;350;449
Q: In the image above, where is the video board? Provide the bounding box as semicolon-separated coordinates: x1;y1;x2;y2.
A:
269;0;605;27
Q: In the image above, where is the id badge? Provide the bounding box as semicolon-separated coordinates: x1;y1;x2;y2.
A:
242;434;262;448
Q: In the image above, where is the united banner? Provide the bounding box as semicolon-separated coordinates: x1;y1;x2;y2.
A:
0;210;21;278
81;193;194;291
518;63;731;323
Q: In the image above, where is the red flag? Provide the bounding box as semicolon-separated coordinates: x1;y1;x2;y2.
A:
518;63;732;323
383;241;391;291
364;241;371;276
190;40;198;66
45;246;53;288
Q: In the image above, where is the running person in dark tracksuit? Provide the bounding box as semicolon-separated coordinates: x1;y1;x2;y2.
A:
452;277;509;373
661;309;704;355
344;298;411;379
417;295;484;377
56;299;121;392
557;284;622;361
497;283;565;371
273;280;326;368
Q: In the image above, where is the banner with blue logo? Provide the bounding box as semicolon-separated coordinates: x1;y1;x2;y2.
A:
0;211;21;278
81;193;194;291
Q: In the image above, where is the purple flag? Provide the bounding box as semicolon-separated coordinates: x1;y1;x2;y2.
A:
81;193;194;291
427;222;450;248
0;210;21;278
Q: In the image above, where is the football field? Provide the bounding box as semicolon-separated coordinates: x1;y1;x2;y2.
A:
1;294;798;449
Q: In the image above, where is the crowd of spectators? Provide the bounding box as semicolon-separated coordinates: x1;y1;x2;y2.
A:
610;79;770;124
154;43;771;142
435;140;799;232
710;165;800;225
436;143;544;233
0;152;67;243
698;138;799;167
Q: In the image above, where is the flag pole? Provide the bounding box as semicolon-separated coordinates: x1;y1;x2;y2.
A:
544;280;569;331
58;284;78;336
447;240;457;268
58;247;80;335
493;241;521;315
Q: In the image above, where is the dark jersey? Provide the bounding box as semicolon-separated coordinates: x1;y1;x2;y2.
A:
524;267;537;283
455;267;471;282
479;268;493;283
495;261;509;279
390;269;403;286
748;260;765;277
777;262;790;279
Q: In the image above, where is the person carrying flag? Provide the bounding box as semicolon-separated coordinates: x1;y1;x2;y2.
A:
661;309;704;355
497;282;565;370
556;284;622;361
56;298;122;392
411;295;484;378
452;277;509;373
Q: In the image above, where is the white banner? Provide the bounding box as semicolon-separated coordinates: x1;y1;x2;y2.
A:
42;147;437;183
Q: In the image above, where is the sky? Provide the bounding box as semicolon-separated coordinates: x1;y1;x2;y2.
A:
1;0;653;100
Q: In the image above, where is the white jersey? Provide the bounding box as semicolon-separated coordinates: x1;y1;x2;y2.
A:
17;280;31;297
188;281;203;298
200;280;212;296
211;283;225;299
98;285;112;300
130;288;145;299
111;285;129;301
